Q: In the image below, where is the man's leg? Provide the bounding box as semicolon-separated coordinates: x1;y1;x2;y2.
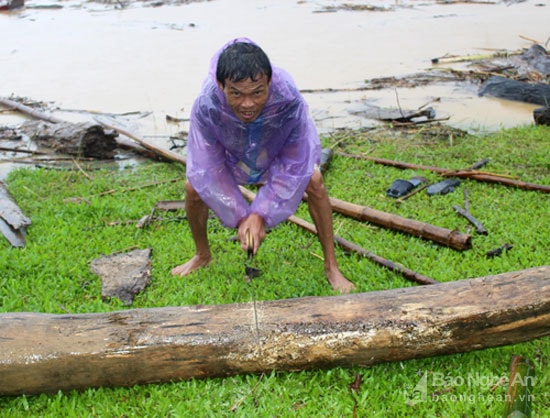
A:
305;169;355;293
171;180;213;276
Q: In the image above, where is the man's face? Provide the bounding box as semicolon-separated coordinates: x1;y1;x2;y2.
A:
218;73;271;123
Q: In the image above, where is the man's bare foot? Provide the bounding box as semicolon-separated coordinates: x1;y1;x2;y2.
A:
171;254;212;276
326;269;356;294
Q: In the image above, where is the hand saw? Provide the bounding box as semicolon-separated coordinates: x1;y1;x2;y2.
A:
245;230;261;345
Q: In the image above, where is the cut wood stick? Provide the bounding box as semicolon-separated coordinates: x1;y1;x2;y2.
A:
0;266;547;396
328;196;472;251
337;152;550;193
239;187;436;285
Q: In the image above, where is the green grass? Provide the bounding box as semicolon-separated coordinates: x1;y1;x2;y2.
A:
0;124;549;417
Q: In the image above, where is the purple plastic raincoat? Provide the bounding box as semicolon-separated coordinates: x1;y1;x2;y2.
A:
186;38;321;228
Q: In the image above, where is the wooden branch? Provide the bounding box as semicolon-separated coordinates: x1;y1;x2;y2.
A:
453;205;488;235
452;188;488;235
0;266;548;396
328;196;472;251
338;153;550;193
96;118;187;164
0;96;62;124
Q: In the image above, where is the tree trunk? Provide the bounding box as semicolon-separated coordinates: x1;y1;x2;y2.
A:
0;266;548;396
19;120;118;159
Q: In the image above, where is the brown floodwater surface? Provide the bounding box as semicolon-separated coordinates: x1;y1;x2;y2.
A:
1;0;549;147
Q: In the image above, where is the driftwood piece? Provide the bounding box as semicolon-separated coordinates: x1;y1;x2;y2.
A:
328;196;472;251
338;153;550;193
353;104;436;124
453;205;487;235
0;181;31;247
479;75;550;106
19;120;118;159
0;266;548;396
91;248;153;305
452;188;487;235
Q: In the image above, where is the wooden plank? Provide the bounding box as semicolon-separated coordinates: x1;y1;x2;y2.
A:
0;266;548;396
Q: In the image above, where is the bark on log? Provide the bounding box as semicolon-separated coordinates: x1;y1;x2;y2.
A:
328;196;472;251
0;266;548;396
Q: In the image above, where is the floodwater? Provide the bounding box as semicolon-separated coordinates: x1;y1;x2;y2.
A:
1;0;549;151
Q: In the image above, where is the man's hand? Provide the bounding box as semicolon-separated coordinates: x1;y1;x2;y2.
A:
238;213;266;255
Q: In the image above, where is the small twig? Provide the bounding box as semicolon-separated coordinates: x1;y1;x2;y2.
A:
467;158;490;171
395;184;429;205
72;158;93;180
230;373;264;412
0;147;48;155
394;88;405;119
463;188;470;212
63;178;181;203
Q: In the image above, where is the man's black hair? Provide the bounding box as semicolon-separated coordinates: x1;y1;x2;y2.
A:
216;42;272;87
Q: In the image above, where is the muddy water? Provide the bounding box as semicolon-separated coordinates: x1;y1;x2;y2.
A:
1;0;549;146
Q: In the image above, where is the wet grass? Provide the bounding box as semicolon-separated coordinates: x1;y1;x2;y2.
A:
0;124;549;417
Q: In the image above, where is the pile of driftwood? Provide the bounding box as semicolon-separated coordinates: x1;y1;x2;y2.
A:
314;43;550;127
0;95;549;397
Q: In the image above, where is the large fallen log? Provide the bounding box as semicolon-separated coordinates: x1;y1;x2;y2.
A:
19;120;118;159
0;266;548;396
